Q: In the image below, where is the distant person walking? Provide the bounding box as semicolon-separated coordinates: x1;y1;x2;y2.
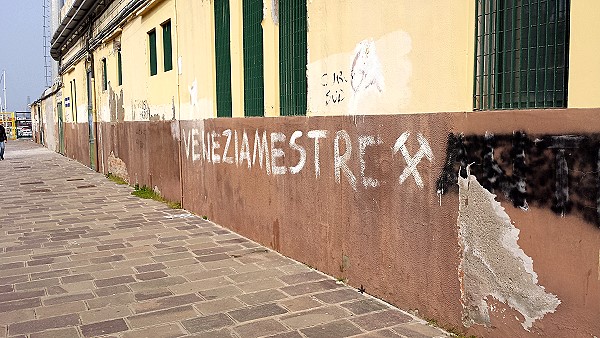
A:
0;123;7;160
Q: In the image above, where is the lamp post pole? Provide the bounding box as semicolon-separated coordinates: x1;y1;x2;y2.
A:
1;70;6;112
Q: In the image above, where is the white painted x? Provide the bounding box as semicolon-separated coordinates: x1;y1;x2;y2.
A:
393;132;434;188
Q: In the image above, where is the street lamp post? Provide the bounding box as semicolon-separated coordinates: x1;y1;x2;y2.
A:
0;70;6;112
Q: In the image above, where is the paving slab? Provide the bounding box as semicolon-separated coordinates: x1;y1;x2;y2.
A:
0;140;448;337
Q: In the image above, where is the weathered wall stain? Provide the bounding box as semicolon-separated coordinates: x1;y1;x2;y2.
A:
437;132;600;226
108;84;125;123
457;170;561;330
107;151;130;183
98;121;182;203
117;89;124;122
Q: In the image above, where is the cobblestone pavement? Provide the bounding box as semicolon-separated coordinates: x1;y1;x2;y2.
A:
0;140;449;338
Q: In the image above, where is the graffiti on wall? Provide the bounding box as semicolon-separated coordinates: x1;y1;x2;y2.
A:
351;39;384;94
182;127;434;191
316;39;386;109
132;100;150;120
436;132;600;227
321;71;348;105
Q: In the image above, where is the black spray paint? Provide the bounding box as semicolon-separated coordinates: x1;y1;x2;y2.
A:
436;132;600;227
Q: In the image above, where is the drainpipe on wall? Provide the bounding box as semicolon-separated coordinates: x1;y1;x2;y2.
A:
91;65;99;172
174;0;185;206
86;17;100;172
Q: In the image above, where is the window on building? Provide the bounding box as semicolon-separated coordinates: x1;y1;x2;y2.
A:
214;0;232;117
148;29;158;76
279;0;307;116
243;0;265;117
102;58;108;91
117;50;123;85
162;21;173;72
474;0;570;110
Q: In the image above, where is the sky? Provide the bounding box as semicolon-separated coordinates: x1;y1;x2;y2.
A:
0;1;48;112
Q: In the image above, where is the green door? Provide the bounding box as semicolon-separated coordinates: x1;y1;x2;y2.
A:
57;102;65;154
214;0;232;117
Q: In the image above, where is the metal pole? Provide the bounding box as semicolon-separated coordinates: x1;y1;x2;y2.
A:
1;70;7;112
0;71;3;112
2;70;6;112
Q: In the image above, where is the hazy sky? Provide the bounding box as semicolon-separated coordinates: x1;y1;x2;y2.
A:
0;1;47;111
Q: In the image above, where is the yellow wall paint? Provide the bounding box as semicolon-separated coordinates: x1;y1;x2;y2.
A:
306;0;474;116
53;0;600;125
230;0;245;118
143;1;179;120
120;16;148;121
114;0;179;121
263;0;279;117
174;0;216;120
61;60;87;123
567;0;600;108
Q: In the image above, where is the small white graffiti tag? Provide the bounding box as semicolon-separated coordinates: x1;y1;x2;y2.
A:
164;213;194;219
393;132;434;189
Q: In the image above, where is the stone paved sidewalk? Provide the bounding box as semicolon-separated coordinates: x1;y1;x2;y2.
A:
0;140;449;338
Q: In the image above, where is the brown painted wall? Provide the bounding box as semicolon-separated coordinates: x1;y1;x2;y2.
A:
97;121;182;203
64;123;91;167
178;109;600;338
55;109;600;337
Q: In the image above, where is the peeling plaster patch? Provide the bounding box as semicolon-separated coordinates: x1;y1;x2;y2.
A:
107;151;130;184
117;89;125;122
172;96;176;120
270;0;279;25
457;172;560;330
108;84;117;122
171;121;180;141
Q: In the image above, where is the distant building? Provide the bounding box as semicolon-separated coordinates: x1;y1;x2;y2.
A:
13;111;32;138
31;1;600;337
0;112;17;140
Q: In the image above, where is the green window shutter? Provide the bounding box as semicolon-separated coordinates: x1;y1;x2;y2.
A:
117;50;123;85
148;29;157;76
102;58;107;90
243;0;264;117
162;21;173;72
214;0;232;117
474;0;570;110
279;0;307;116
